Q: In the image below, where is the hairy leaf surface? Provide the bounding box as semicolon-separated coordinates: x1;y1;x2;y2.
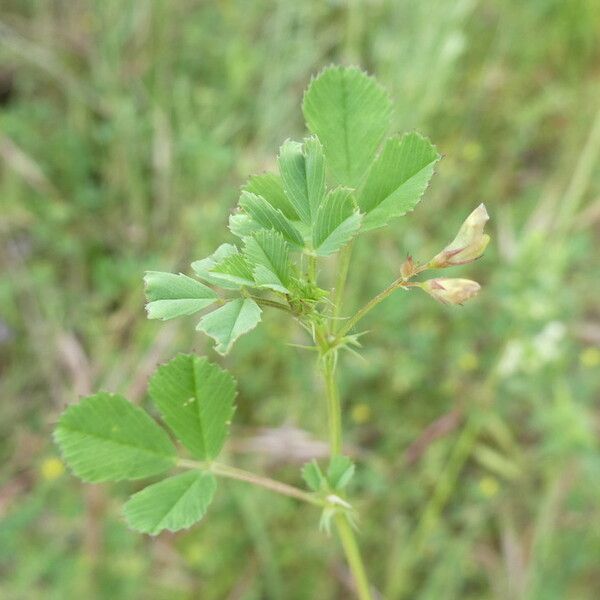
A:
229;213;262;239
244;172;298;221
302;460;326;492
197;298;262;355
124;471;217;535
312;188;362;256
149;354;236;460
54;392;176;482
327;455;355;489
243;230;291;293
359;133;440;231
191;244;241;290
144;272;217;320
209;253;255;287
239;192;304;248
277;137;325;226
303;66;391;188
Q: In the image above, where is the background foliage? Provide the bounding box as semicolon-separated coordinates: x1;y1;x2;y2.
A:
1;1;599;598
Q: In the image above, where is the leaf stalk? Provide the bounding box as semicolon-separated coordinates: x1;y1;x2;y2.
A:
177;459;322;506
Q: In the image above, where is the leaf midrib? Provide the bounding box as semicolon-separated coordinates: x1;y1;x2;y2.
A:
192;360;209;459
341;70;351;183
220;300;244;351
152;474;201;534
366;158;438;216
256;238;285;284
58;424;174;460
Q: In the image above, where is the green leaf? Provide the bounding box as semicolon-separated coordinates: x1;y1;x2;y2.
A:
197;298;262;355
191;244;241;290
312;188;362;256
278;140;309;222
210;253;255;287
144;272;217;320
277;137;325;225
303;66;392;188
229;212;262;239
359;133;440;231
149;354;236;460
124;470;217;535
304;136;327;220
243;230;291;293
327;456;355;490
54;392;176;482
302;460;325;492
239;192;305;248
244;172;298;221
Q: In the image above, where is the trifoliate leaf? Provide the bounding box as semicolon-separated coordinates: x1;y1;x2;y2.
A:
144;272;217;320
191;244;241;290
244;172;298;221
327;456;355;490
239;192;305;248
312;188;362;256
124;470;217;535
54;392;176;482
277;137;325;226
197;298;262;355
209;253;255;287
302;460;326;492
303;65;392;188
243;230;291;293
229;212;262;239
149;354;236;460
359;133;440;231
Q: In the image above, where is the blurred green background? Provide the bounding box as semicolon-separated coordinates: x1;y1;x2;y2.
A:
1;1;599;598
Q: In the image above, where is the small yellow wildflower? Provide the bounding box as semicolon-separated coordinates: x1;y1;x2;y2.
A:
463;141;482;162
40;457;65;481
458;352;479;371
184;543;205;566
478;476;499;498
351;403;371;424
580;347;600;368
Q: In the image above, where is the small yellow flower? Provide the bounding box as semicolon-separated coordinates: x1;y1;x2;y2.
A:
184;543;205;566
458;352;479;371
580;347;600;368
478;476;499;498
40;457;65;481
463;141;482;162
351;403;371;424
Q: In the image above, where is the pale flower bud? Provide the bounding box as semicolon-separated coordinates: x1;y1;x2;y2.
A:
429;203;490;268
421;278;481;305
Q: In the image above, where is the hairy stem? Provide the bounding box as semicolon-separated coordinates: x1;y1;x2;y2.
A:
178;459;322;506
307;254;317;283
316;322;373;598
322;351;343;456
338;277;416;338
250;296;293;313
335;514;373;600
332;242;354;328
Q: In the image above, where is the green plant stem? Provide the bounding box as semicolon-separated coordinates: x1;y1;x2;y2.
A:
335;514;373;600
332;243;354;327
316;321;373;598
307;254;317;283
250;296;293;313
322;352;343;456
338;277;415;339
178;459;322;506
